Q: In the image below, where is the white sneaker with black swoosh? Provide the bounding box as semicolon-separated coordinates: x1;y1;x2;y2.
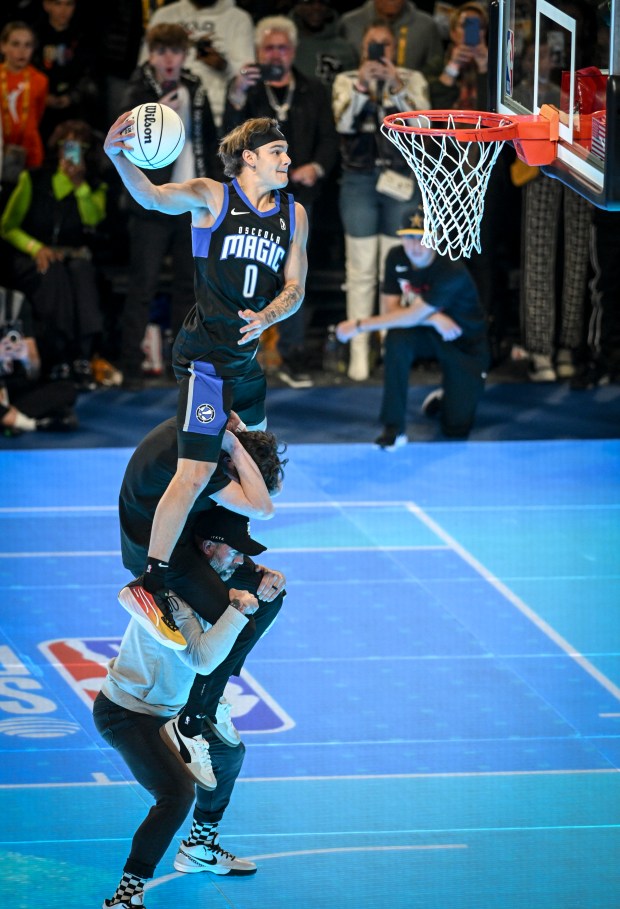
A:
173;837;257;875
160;717;217;790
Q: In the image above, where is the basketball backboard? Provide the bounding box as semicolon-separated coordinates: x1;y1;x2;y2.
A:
489;0;620;208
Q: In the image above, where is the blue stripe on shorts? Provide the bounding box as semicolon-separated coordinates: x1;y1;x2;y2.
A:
181;361;228;435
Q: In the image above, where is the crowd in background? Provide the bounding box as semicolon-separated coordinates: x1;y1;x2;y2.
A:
0;0;617;438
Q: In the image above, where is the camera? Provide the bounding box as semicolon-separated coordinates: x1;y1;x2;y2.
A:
463;16;480;46
367;41;386;62
0;320;24;345
195;37;212;56
258;63;285;82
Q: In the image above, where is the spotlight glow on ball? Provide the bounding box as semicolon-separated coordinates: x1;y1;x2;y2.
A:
123;102;185;170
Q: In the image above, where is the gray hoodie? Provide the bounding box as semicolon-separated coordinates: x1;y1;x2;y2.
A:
101;599;248;717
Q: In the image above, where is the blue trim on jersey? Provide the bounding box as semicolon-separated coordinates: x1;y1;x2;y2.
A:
289;194;296;238
191;184;230;259
233;178;280;218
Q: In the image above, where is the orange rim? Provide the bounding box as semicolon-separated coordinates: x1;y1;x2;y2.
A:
383;110;520;143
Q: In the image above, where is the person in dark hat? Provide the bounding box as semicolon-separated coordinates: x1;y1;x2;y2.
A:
157;503;286;779
336;203;490;448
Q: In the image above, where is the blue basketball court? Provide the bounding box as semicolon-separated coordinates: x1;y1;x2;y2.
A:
1;438;619;908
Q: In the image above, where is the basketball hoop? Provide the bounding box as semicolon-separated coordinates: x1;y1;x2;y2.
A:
381;107;559;259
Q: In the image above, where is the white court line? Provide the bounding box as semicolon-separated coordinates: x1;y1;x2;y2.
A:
145;844;469;891
1;767;618;791
0;551;121;558
0;545;447;558
406;501;620;705
2;500;620;513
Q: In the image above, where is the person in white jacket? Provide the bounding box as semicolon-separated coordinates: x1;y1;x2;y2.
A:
93;508;284;908
332;22;429;381
141;0;255;129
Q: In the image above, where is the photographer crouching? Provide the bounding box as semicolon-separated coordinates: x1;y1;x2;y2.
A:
0;287;78;437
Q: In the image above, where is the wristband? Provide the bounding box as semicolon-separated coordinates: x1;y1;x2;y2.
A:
444;62;460;79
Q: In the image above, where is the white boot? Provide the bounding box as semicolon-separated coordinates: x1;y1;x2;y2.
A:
348;333;370;381
344;235;379;381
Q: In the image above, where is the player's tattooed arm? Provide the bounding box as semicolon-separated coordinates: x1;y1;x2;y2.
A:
238;283;304;344
265;283;305;322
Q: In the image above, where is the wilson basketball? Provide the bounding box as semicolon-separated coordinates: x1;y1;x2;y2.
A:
123;102;185;170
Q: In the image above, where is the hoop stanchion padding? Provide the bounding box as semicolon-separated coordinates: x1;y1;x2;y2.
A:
381;108;558;259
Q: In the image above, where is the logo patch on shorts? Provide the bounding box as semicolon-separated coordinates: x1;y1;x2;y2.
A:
196;403;216;423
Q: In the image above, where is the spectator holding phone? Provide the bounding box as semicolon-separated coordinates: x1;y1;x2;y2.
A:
141;0;255;130
431;2;488;109
0;119;107;389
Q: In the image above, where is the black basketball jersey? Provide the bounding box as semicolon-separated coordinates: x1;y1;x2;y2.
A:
174;178;296;377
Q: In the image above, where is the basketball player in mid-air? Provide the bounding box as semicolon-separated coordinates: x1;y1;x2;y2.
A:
103;114;308;645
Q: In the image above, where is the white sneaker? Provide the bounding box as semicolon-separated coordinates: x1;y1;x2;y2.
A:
103;893;144;907
347;335;369;381
205;696;241;747
556;348;576;379
173;837;257;876
374;428;408;451
160;717;217;790
140;323;163;376
528;353;556;382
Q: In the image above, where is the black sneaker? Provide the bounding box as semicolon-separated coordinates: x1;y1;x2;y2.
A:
570;360;611;390
374;427;407;451
49;362;71;381
36;407;79;433
73;359;97;391
421;388;444;417
276;361;313;389
118;578;187;650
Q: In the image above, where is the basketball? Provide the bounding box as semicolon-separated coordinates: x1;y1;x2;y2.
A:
123;102;185;170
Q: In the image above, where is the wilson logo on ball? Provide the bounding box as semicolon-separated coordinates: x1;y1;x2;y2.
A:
123;102;185;170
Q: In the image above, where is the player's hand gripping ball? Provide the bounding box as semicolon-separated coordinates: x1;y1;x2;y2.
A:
122;102;185;169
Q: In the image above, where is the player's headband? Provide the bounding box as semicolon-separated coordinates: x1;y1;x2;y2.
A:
246;126;287;151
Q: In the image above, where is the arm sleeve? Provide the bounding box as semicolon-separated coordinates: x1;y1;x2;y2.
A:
0;172;43;256
75;181;108;226
174;602;248;674
332;72;370;131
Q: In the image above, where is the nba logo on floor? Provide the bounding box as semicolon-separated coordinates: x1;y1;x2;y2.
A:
38;637;295;734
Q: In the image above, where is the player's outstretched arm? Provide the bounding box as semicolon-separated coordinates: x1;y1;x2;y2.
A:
238;202;308;345
103;112;216;217
336;292;437;341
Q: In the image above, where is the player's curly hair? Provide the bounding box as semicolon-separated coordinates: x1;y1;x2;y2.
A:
218;117;282;177
236;430;288;493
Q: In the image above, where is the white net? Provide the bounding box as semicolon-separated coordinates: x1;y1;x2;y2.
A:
381;114;508;260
